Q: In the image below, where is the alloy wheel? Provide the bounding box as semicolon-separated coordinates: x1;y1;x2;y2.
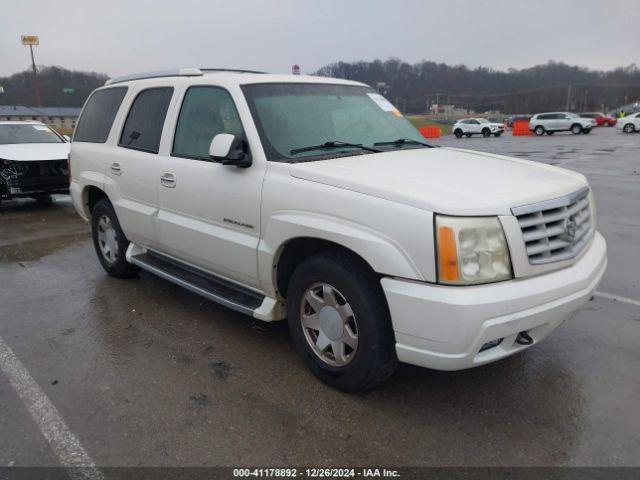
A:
300;283;358;367
97;215;118;264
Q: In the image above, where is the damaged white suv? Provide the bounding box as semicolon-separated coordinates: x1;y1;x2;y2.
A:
70;69;607;391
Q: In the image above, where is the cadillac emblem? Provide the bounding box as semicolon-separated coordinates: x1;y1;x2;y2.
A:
561;216;577;242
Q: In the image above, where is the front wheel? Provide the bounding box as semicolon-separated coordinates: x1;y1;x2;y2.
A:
286;251;397;392
623;123;635;133
482;128;491;137
571;124;583;134
91;199;141;278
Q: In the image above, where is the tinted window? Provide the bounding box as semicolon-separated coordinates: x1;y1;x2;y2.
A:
119;87;173;153
74;87;127;143
173;86;244;159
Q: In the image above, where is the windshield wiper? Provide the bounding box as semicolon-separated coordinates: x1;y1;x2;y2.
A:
290;141;382;155
373;138;435;148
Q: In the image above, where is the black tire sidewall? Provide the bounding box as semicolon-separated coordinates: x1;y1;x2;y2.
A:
286;251;397;392
535;126;545;136
91;200;139;278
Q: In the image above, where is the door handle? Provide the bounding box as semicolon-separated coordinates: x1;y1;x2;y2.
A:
110;162;122;175
160;172;176;188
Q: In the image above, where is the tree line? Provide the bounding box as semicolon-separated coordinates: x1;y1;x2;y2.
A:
315;59;640;114
0;66;107;107
2;61;639;114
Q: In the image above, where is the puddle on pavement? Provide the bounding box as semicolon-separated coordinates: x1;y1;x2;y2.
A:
0;232;90;263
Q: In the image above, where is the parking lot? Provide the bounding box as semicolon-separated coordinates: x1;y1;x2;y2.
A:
1;126;639;468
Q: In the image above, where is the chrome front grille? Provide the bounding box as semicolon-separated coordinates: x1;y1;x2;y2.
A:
511;186;593;265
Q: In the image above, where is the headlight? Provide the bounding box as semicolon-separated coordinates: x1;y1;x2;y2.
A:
435;215;512;285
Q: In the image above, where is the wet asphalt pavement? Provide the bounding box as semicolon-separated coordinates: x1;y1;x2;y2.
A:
0;126;639;468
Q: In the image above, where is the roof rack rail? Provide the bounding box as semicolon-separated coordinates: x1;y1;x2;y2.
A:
105;68;203;85
200;68;266;74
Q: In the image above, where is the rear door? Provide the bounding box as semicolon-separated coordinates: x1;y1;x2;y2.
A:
104;86;174;247
155;84;266;288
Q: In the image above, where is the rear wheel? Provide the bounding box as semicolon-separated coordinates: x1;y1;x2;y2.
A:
91;199;140;278
482;128;491;137
623;123;635;133
534;126;545;136
454;129;463;138
286;251;397;392
571;124;583;134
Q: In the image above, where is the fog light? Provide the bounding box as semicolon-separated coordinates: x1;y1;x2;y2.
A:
479;338;503;352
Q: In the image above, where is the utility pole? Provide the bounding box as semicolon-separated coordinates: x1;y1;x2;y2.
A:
21;35;42;107
565;84;572;111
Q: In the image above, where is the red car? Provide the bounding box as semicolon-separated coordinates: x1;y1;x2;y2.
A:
580;112;617;127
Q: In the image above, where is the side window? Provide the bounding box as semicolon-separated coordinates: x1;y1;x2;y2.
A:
119;87;173;154
173;86;245;159
74;87;127;143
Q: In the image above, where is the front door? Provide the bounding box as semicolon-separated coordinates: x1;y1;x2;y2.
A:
156;85;265;288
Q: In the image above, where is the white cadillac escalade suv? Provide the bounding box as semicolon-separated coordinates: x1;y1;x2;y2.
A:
70;68;607;392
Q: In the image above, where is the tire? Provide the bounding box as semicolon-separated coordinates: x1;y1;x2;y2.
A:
286;250;397;392
623;123;635;133
91;199;140;278
546;131;554;135
465;132;472;138
482;128;491;137
534;126;545;136
582;129;591;134
571;124;583;134
454;129;463;138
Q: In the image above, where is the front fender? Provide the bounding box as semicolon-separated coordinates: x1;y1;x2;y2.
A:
257;211;426;297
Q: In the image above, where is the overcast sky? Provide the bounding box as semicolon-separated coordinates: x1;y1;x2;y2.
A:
1;0;638;78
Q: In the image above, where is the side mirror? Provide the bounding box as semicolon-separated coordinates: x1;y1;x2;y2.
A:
209;133;251;168
63;135;71;142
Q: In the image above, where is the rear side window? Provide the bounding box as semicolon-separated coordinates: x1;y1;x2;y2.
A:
119;87;173;154
74;87;127;143
172;86;244;160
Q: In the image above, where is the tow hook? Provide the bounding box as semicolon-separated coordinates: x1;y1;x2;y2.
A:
516;331;533;346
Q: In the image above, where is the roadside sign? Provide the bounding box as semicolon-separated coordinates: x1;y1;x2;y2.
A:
21;35;39;46
62;87;75;94
0;86;4;94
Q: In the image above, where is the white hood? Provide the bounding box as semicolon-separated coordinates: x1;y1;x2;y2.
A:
290;147;587;216
0;143;70;162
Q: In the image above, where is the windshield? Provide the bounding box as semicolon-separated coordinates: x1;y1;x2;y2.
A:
0;124;63;145
241;83;427;162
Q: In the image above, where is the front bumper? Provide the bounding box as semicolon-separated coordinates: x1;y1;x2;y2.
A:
382;232;607;371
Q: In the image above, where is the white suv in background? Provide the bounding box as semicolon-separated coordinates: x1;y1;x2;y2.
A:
529;112;596;136
70;68;607;392
452;118;504;138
